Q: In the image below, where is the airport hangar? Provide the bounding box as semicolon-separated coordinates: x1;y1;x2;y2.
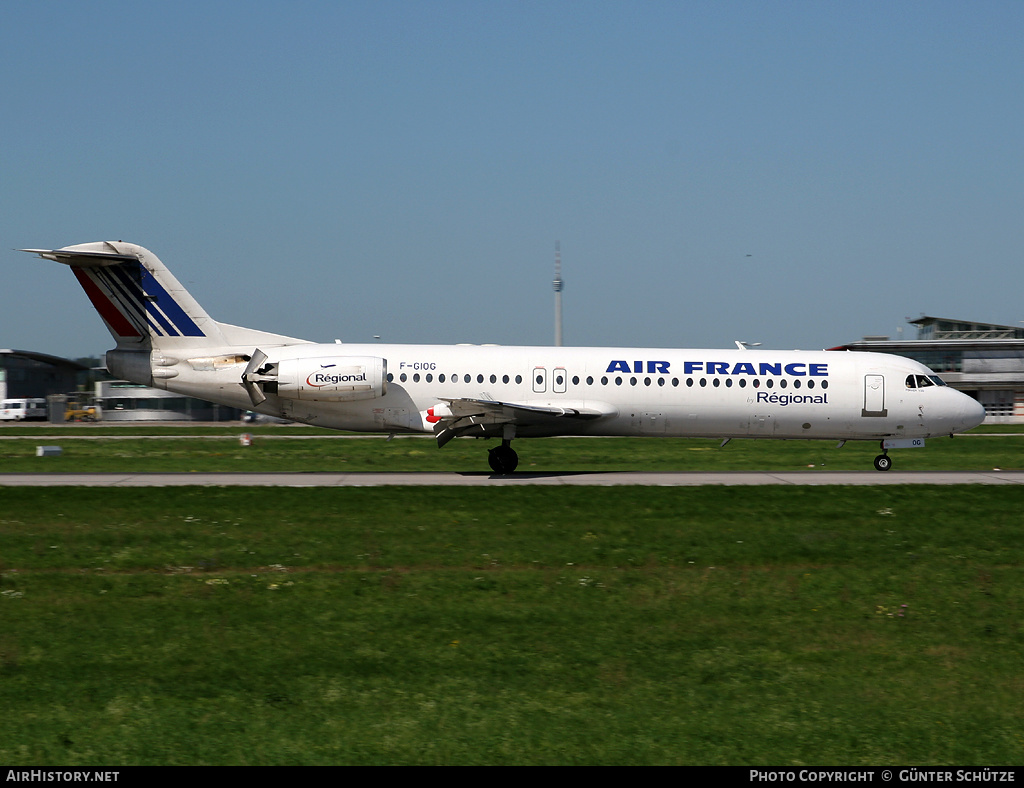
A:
0;349;87;401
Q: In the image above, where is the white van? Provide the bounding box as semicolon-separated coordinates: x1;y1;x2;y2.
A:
0;398;48;421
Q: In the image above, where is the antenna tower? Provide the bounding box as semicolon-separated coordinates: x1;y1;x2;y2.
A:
553;241;564;346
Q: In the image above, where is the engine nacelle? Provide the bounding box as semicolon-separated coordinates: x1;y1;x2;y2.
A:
276;356;387;402
107;349;155;386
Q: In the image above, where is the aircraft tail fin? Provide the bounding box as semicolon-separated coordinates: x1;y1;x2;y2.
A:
21;242;303;351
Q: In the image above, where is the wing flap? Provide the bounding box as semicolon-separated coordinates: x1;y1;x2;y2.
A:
431;397;615;447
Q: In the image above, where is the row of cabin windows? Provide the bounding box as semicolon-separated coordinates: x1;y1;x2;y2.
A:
387;372;828;390
391;373;524;385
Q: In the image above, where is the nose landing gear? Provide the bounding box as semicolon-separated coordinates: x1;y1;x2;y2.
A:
873;447;892;472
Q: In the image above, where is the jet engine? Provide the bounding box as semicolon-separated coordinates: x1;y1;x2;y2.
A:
242;351;387;405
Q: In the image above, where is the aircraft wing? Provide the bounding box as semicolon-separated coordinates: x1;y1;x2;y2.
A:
430;397;614;447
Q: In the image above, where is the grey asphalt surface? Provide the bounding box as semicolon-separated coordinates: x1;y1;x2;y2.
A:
2;471;1023;486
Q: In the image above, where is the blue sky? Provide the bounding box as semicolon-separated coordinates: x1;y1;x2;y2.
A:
3;1;1022;358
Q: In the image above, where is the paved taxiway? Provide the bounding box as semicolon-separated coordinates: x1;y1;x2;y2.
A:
2;471;1023;486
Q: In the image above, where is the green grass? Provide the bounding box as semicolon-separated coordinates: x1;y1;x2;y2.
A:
1;486;1023;764
0;430;1021;472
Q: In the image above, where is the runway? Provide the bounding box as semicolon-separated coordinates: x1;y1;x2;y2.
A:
2;470;1023;486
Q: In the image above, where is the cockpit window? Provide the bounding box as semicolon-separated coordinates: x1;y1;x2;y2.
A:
907;374;947;389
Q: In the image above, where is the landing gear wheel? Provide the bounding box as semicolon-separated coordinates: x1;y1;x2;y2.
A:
873;454;892;472
488;444;519;474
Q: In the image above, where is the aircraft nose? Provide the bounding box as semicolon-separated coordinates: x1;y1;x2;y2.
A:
958;394;986;433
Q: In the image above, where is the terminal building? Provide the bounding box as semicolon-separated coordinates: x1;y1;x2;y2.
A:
834;316;1024;423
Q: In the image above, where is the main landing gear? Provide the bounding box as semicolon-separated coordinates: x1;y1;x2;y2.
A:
487;425;519;475
488;440;519;474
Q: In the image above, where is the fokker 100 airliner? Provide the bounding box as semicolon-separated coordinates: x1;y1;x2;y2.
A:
23;242;986;473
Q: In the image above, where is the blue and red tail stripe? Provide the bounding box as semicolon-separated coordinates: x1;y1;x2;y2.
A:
73;260;206;339
72;267;141;338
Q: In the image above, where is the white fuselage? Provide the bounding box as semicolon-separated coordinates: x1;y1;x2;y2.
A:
137;342;985;442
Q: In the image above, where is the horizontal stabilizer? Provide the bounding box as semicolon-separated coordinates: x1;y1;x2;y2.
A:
19;247;140;267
